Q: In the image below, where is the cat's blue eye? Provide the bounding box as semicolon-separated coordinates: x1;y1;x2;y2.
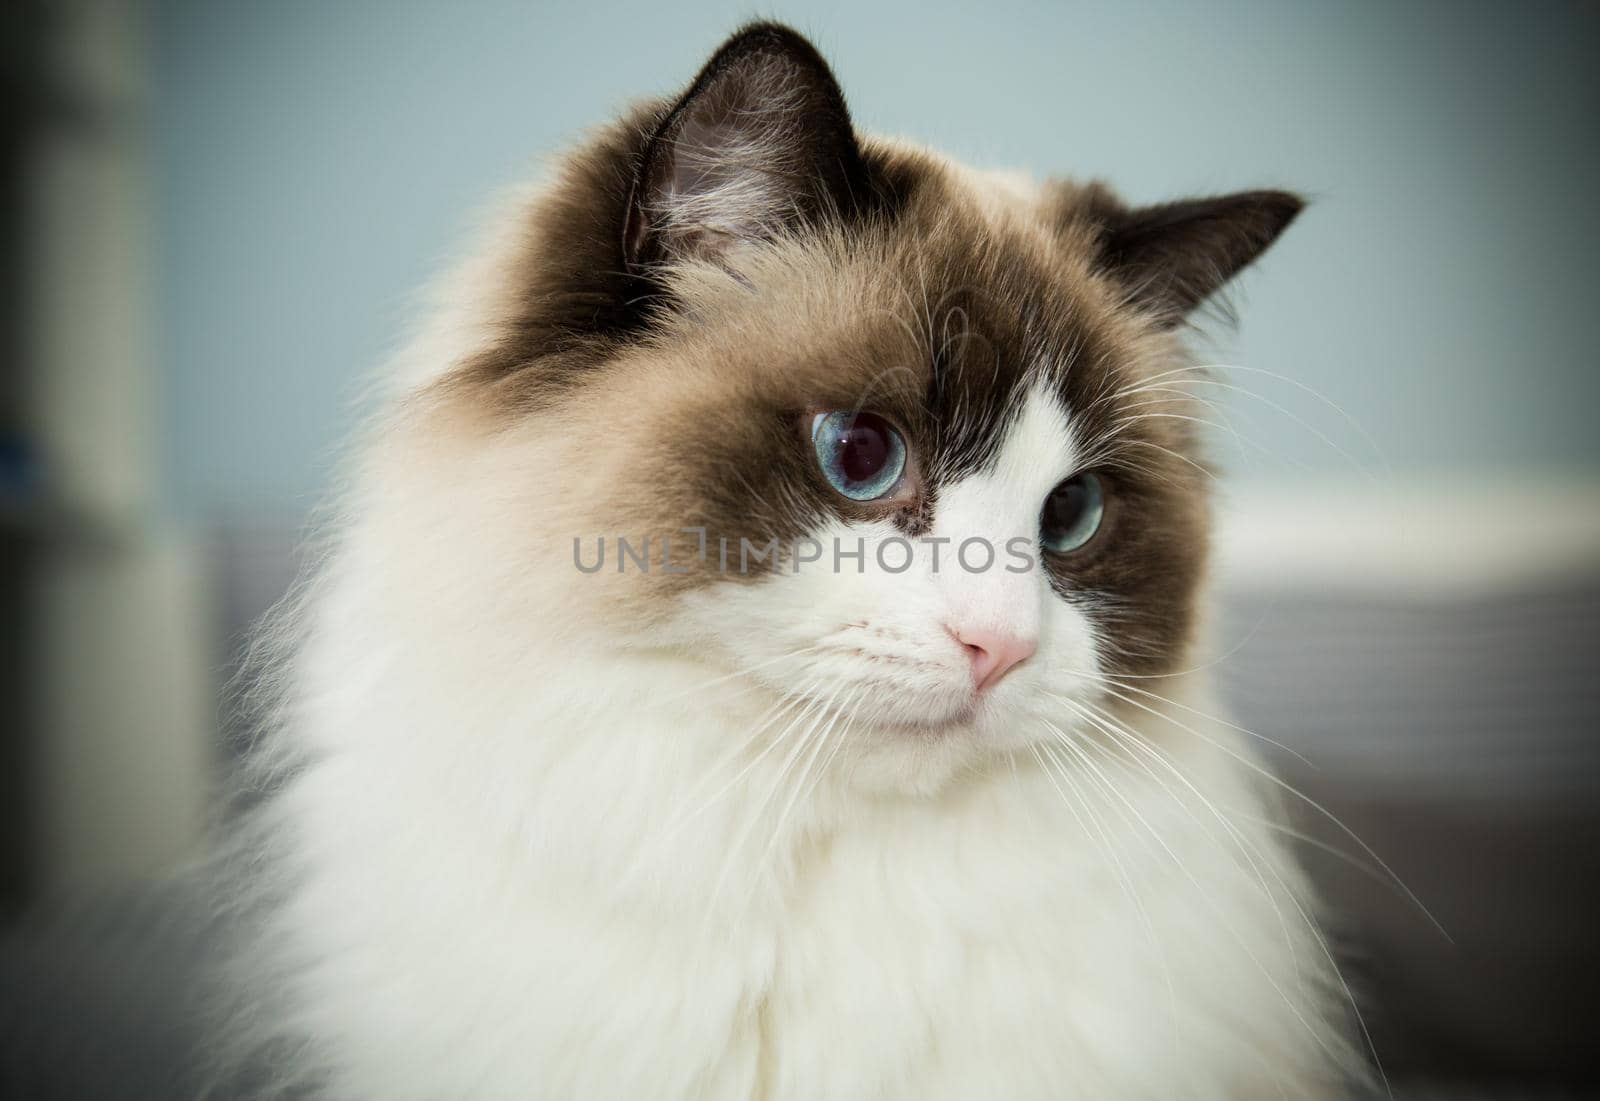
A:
810;410;907;502
1040;472;1105;554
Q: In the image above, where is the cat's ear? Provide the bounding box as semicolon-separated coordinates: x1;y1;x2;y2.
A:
1085;189;1304;326
624;23;869;270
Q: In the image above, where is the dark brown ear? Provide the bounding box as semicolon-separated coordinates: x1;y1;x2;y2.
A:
624;23;869;270
1087;189;1304;326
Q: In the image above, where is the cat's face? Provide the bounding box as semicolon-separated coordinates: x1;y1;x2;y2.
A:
415;25;1298;787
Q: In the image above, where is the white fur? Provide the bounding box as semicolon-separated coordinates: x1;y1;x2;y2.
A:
244;176;1356;1099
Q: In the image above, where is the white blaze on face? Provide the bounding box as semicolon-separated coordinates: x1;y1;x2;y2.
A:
931;385;1081;649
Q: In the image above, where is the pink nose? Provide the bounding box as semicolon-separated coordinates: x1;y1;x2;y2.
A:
951;626;1037;692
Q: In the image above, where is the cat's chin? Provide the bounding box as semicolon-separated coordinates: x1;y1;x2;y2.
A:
834;694;1049;796
799;685;982;740
841;724;997;796
877;706;978;738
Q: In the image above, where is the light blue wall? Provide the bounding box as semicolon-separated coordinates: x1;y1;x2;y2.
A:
153;0;1600;516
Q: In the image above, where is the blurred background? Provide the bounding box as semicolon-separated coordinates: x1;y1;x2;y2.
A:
1;0;1596;1096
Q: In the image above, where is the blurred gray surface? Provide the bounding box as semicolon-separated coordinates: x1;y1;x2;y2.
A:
0;879;217;1098
1221;585;1600;1087
1;530;1597;1097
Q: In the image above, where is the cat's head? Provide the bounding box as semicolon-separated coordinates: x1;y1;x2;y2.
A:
400;24;1299;787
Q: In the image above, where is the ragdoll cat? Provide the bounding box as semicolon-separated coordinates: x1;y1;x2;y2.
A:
232;22;1362;1100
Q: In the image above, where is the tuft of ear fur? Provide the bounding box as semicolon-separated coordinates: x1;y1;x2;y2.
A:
1082;187;1304;326
624;23;869;270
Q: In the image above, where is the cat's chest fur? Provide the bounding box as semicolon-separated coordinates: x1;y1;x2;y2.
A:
266;658;1336;1101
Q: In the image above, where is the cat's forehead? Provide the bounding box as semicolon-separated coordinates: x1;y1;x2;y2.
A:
656;156;1142;487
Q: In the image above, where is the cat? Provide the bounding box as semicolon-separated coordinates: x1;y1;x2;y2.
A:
228;22;1363;1100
